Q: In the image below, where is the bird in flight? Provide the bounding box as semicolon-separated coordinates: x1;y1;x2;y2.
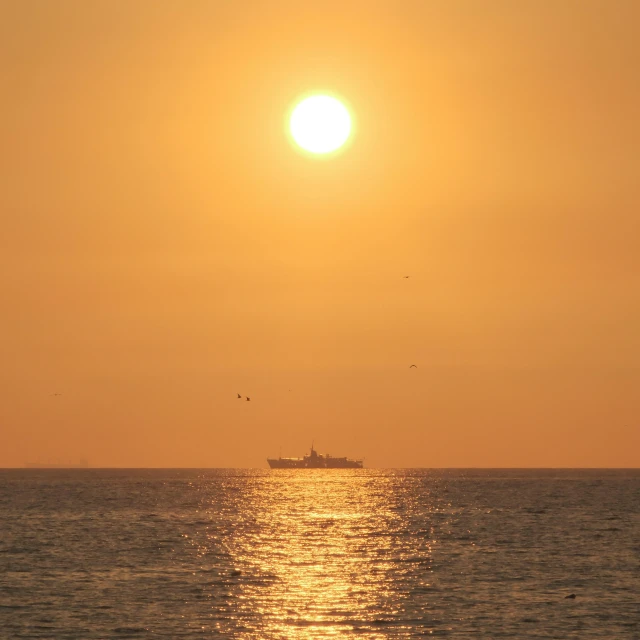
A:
403;275;410;279
409;364;417;368
51;393;62;396
246;397;251;402
237;393;242;399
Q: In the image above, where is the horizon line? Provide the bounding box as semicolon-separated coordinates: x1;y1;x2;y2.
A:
2;466;639;471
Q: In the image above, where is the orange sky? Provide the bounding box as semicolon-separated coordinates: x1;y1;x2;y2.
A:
2;1;638;467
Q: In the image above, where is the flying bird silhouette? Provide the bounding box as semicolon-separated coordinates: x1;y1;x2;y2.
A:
237;393;241;399
409;364;417;368
51;393;62;396
403;275;410;278
246;397;251;402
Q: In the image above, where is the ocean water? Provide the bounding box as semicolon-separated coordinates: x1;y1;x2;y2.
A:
0;470;638;639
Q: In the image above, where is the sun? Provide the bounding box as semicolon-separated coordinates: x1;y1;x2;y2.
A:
288;94;353;155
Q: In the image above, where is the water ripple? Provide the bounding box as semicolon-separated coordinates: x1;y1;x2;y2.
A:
0;468;638;638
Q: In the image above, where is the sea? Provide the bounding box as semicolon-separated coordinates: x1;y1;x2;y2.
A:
0;469;638;639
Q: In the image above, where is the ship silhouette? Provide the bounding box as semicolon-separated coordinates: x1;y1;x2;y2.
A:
267;444;363;469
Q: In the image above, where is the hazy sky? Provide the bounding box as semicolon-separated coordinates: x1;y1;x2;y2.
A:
2;1;638;467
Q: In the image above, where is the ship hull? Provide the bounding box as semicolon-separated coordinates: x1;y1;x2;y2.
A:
267;460;363;469
267;456;363;469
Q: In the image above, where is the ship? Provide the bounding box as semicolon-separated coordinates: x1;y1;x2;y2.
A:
267;444;363;469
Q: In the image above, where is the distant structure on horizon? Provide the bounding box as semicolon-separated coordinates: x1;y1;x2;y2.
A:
24;459;89;469
267;444;363;469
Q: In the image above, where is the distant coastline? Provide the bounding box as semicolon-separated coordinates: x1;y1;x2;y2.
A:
24;460;89;469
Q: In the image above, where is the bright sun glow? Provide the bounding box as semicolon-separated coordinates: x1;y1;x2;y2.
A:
289;95;352;155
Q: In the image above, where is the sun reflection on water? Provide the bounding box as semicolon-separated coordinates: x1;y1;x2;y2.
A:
193;471;435;638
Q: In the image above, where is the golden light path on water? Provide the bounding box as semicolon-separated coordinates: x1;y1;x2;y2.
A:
188;471;437;638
